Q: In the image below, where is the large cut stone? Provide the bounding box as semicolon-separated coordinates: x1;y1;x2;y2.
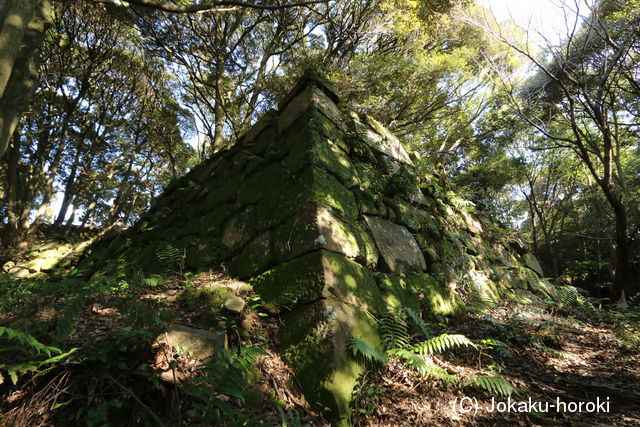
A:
273;204;364;263
364;216;426;273
522;253;544;277
279;296;382;424
352;116;413;165
279;85;344;133
154;324;227;360
252;249;385;314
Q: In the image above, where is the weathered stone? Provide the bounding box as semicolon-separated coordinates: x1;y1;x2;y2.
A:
199;204;233;236
461;210;483;234
185;239;221;270
237;162;287;206
229;232;273;278
308;167;358;221
154;324;227;361
279;85;344;133
221;206;257;252
2;261;15;273
273;204;359;262
408;272;466;316
9;267;30;278
279;296;382;424
203;174;241;207
284;127;358;187
394;198;429;232
352;116;413;165
224;297;246;313
522;253;544;277
252;249;384;314
239;110;276;146
377;274;420;312
277;69;340;110
364;216;426;273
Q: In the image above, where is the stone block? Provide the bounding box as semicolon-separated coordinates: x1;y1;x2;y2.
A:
252;249;384;314
364;216;426;273
279;85;343;133
229;231;273;278
279;296;382;424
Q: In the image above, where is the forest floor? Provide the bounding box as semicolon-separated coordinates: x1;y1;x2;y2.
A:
1;233;640;426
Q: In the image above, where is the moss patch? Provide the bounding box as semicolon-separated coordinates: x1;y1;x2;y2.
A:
308;167;357;221
279;297;381;424
251;251;326;313
407;272;465;316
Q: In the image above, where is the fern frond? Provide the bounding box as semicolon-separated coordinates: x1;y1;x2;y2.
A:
348;337;387;364
378;311;409;350
413;333;476;355
388;349;456;382
0;327;60;356
464;374;517;396
156;243;183;266
402;306;430;339
0;327;77;385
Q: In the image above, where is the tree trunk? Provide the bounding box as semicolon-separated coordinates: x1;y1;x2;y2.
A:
599;183;631;304
54;147;81;226
0;0;51;159
2;133;30;246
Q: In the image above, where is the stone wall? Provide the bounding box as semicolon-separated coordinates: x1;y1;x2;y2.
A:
83;71;555;423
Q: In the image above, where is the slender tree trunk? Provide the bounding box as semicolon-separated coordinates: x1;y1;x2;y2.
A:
54;147;81;226
212;60;225;152
2;133;30;246
80;200;97;228
0;0;51;159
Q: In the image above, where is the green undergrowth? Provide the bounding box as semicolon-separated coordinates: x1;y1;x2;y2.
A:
0;258;309;425
347;286;640;424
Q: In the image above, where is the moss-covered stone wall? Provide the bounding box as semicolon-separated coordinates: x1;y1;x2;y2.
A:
82;71;555;424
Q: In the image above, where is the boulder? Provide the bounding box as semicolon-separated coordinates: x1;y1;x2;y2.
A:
364;216;426;273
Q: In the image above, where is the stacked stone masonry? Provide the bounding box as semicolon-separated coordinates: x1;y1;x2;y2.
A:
83;72;556;424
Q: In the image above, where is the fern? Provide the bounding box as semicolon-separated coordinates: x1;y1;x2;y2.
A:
464;374;517;396
378;311;409;350
0;327;77;384
156;242;184;271
402;306;430;339
413;334;476;355
348;337;387;364
478;339;512;359
183;344;267;424
387;349;456;382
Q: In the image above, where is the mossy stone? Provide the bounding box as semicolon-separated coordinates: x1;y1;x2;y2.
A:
407;272;465;316
284;125;357;187
229;232;273;279
394;198;428;232
185;239;222;271
279;297;382;424
377;274;421;312
251;251;325;313
354;161;385;194
321;250;386;313
256;165;316;227
253;249;384;314
179;286;235;313
203;174;241;206
272;203;361;263
308;167;357;221
247;122;277;156
199;204;233;236
237;162;287;206
222;205;258;253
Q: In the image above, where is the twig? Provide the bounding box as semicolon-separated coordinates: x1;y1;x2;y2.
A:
106;373;167;427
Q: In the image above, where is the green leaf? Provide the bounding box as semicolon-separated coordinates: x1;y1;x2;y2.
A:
347;336;387;364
